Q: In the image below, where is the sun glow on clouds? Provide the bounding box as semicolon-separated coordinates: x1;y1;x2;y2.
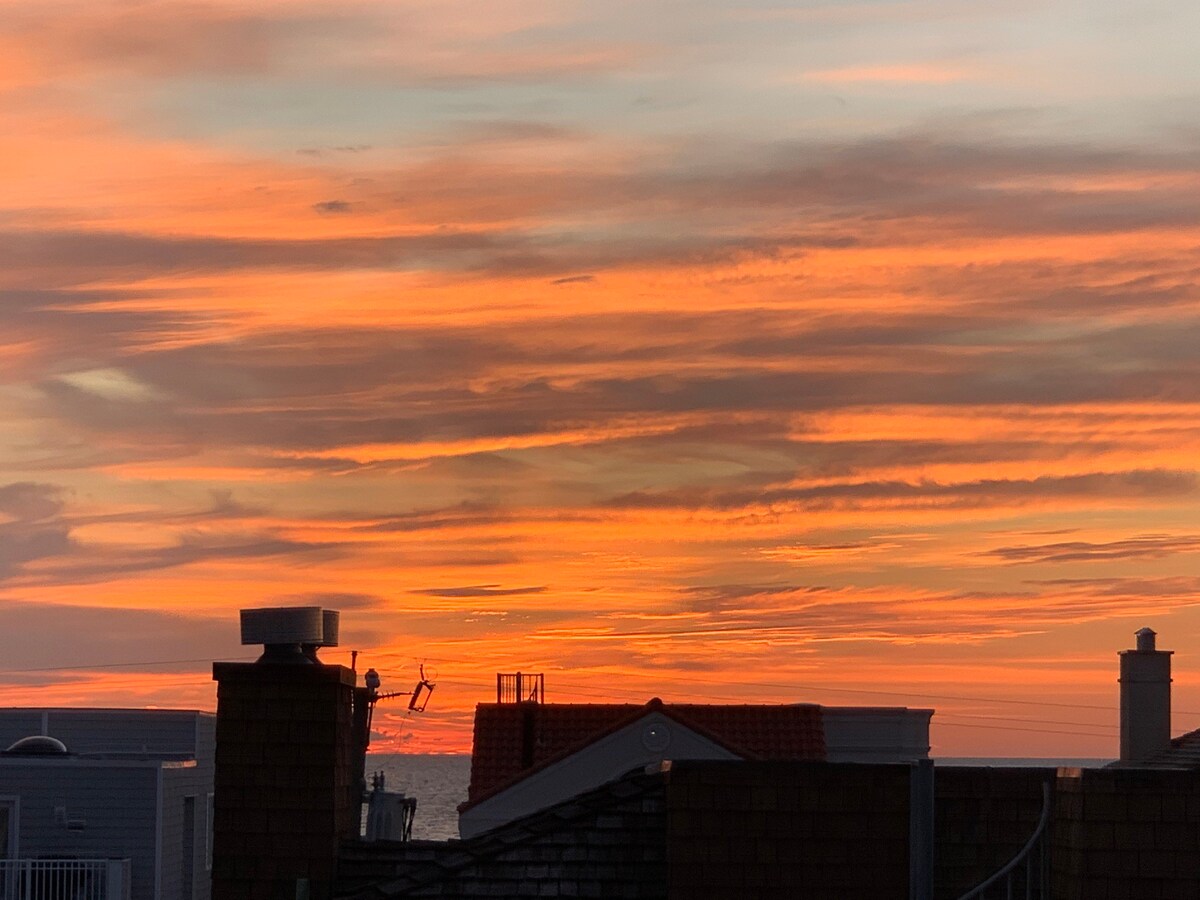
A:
2;0;1200;757
800;63;979;85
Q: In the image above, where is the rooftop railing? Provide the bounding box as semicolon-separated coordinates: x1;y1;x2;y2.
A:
0;859;130;900
496;672;544;704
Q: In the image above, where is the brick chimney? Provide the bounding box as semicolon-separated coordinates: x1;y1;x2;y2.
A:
1119;627;1172;763
211;608;369;900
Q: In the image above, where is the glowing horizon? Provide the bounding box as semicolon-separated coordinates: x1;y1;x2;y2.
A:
3;0;1200;759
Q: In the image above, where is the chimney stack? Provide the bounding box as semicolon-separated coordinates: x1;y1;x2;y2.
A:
1119;627;1172;763
212;607;366;900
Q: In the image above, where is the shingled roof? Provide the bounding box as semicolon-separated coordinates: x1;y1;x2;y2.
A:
465;698;825;808
1108;726;1200;769
336;769;668;899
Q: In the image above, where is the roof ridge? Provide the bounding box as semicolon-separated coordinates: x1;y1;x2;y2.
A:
463;699;826;810
461;700;678;812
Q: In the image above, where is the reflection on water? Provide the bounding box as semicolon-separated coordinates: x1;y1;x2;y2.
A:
935;758;1115;767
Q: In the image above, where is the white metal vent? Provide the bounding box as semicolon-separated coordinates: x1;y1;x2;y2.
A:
320;609;340;647
240;607;325;645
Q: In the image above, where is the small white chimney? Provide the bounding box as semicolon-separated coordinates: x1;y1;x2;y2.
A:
1119;627;1172;763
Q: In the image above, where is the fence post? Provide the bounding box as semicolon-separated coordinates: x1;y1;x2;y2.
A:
910;759;935;900
105;861;126;900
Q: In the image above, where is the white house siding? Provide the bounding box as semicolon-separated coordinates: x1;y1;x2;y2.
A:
161;716;214;900
0;709;216;900
161;764;212;900
0;758;161;900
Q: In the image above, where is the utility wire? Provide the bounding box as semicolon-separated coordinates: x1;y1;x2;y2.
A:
0;651;1182;735
426;678;1120;737
0;656;257;673
0;657;1124;740
932;720;1117;738
400;652;1200;716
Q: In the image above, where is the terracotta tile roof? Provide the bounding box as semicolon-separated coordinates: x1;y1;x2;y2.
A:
465;698;824;806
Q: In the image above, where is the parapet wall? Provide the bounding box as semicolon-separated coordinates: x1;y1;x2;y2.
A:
935;766;1052;900
1053;767;1200;900
665;761;912;900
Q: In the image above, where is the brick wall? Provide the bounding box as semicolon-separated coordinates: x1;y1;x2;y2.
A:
664;760;911;900
935;766;1053;900
1052;767;1200;900
212;662;358;900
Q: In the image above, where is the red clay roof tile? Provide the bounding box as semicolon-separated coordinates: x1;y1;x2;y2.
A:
466;701;824;805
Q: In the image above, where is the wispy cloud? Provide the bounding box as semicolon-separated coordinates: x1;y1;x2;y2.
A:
0;603;240;672
801;63;979;84
2;0;1199;757
412;584;549;598
607;470;1198;512
985;534;1200;564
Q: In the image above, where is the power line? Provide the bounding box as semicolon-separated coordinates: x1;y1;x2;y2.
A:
399;653;1189;715
429;677;1120;737
932;720;1116;738
0;650;1184;737
0;656;257;674
0;654;1141;719
921;711;1116;732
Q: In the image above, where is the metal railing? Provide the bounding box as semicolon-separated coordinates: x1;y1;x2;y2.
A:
0;859;130;900
955;781;1052;900
496;672;544;704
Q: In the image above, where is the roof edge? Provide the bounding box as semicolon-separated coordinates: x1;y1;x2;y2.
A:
460;700;825;813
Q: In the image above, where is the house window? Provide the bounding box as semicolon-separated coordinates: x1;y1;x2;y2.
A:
0;797;17;859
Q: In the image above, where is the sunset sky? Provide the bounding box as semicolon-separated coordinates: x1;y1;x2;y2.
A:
3;0;1200;757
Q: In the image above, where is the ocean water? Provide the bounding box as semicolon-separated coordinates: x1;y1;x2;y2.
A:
935;757;1114;767
366;753;471;840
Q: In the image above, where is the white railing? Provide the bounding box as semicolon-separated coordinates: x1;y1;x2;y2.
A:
0;860;130;900
955;782;1052;900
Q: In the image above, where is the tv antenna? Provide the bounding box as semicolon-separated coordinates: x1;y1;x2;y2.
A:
363;663;437;735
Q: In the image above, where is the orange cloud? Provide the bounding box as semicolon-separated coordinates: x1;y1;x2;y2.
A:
1;0;1199;760
800;63;980;84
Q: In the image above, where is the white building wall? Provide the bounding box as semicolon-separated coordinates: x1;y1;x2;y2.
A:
160;765;213;900
0;758;162;900
0;709;215;900
821;707;932;762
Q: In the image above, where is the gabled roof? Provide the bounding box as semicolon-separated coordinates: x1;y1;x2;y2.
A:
1170;728;1200;765
1110;727;1200;769
337;769;668;899
465;698;824;808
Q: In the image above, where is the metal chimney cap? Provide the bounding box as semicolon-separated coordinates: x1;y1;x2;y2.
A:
1135;627;1157;652
241;607;325;645
320;609;340;647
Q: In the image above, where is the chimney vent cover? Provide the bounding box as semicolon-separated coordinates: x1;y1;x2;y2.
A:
321;609;340;647
241;607;324;645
